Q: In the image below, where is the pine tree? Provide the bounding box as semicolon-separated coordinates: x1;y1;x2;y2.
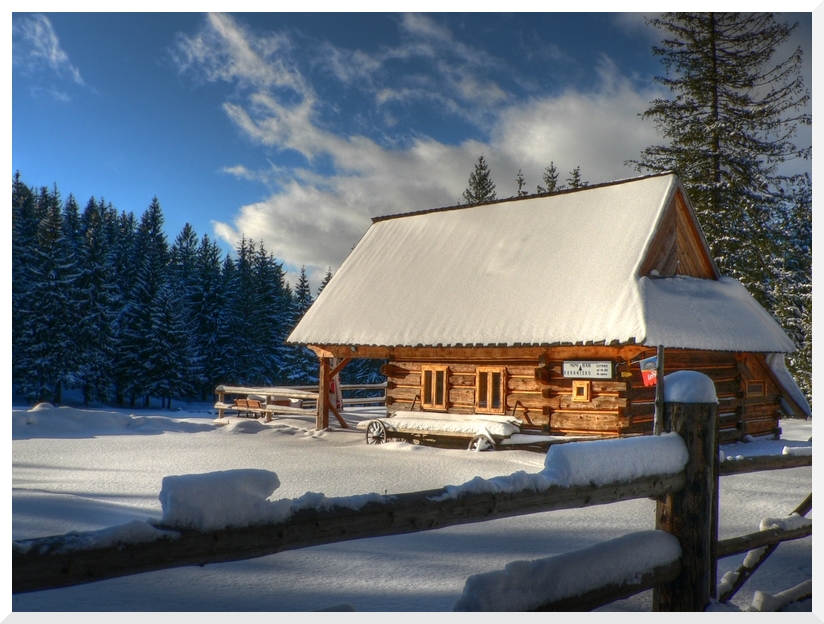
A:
14;186;79;402
462;155;497;205
252;243;291;384
293;266;313;316
566;166;587;189
630;13;810;304
191;234;228;398
317;267;333;295
515;170;527;197
282;266;319;384
536;162;560;194
117;198;171;406
168;223;204;397
74;197;119;404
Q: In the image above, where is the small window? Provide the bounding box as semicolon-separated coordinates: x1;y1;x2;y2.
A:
476;367;507;414
421;365;449;410
747;381;765;398
572;380;591;402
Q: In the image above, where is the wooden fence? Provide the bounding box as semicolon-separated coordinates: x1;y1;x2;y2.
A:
213;382;386;427
12;394;811;610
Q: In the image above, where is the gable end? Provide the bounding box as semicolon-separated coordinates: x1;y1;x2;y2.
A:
639;188;720;279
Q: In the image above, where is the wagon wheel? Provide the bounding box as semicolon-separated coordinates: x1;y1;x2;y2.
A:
468;435;495;452
366;420;387;445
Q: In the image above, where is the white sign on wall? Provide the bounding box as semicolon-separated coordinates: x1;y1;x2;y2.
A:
562;361;613;379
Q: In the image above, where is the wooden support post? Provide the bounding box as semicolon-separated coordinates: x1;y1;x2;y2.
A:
653;399;718;611
317;357;331;430
653;345;665;435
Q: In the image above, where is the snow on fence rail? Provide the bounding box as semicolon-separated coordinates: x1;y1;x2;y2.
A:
12;385;812;611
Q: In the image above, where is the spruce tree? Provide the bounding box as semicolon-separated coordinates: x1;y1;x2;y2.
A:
283;266;318;384
15;186;79;402
462;154;497;205
515;170;527;197
74;197;119;404
566;166;587;189
317;267;333;295
536;162;560;194
192;234;228;398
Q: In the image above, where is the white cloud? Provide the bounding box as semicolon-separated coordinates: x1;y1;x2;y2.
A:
176;14;671;288
13;14;85;88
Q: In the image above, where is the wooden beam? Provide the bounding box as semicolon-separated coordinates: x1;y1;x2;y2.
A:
328;402;349;429
304;344;651;362
719;454;811;475
307;345;336;359
12;471;685;594
716;522;812;559
330;357;351;379
533;560;682;612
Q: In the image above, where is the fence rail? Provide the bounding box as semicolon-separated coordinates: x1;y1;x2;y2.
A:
12;471;683;594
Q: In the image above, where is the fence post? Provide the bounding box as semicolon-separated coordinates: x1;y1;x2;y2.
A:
653;398;718;611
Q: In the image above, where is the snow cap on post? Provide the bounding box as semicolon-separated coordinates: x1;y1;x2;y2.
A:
663;370;717;403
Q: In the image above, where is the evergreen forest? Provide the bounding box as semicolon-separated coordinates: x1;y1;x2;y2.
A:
11;172;382;407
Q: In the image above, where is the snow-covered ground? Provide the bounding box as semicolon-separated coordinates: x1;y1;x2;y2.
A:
9;401;812;613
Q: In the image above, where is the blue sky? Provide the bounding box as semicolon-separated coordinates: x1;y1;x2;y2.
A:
12;11;813;290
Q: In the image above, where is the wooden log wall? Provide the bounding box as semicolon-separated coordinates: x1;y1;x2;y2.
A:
626;349;782;444
380;347;782;441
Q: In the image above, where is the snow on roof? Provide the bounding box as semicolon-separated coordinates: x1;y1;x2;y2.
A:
288;173;794;353
766;353;812;417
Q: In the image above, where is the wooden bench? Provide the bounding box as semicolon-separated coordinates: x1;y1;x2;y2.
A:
233;398;266;419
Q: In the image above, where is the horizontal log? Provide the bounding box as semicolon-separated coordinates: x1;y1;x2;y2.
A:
12;472;686;594
450;374;476;387
507;393;549;410
624;402;655;418
719;454;811;475
540;380;628;393
542;392;627;411
659;350;737;368
718;428;744;445
744;393;781;406
448;387;475;406
743;403;780;420
386;386;420;401
535;367;563;385
620;421;654;435
533;560;682;612
550;412;625;432
744;419;779;437
387;372;421;386
716;522;812;559
508;377;543;392
718;412;743;429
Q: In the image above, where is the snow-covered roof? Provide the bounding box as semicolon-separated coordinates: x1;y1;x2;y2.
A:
288;173;795;353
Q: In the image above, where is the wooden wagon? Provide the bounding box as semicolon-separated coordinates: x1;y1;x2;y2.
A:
357;411;599;451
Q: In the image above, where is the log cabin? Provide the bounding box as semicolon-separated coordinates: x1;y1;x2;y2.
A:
288;172;810;443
